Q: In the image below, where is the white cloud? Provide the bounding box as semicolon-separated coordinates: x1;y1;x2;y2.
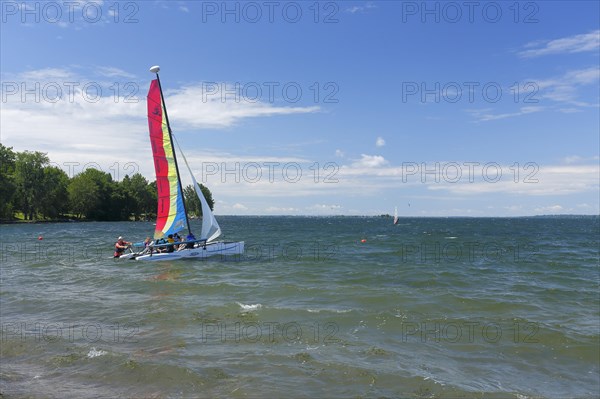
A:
465;66;599;121
346;2;377;14
95;66;136;79
519;30;600;58
534;205;564;214
375;137;385;147
467;106;544;122
265;206;299;213
166;84;320;129
533;67;600;106
503;205;524;212
19;68;74;81
564;155;584;164
427;164;599;196
335;149;344;158
351;154;388;168
563;155;599;164
308;204;342;211
558;108;583;114
232;203;248;210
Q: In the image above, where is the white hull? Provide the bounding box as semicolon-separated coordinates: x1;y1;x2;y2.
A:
132;241;244;261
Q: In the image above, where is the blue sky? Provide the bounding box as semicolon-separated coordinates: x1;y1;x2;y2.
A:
1;1;599;216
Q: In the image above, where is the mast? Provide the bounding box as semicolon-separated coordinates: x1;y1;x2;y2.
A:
150;66;193;236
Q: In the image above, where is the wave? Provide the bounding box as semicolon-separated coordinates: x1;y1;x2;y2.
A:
307;308;353;314
237;302;262;311
87;347;107;358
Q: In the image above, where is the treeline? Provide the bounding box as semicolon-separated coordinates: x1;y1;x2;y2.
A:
0;144;214;222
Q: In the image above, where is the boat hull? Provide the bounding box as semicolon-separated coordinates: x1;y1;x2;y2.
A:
133;241;244;261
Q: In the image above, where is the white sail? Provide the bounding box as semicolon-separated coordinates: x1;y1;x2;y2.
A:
393;206;399;225
173;136;222;242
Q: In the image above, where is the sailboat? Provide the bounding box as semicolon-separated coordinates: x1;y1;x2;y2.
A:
393;206;399;225
123;66;244;261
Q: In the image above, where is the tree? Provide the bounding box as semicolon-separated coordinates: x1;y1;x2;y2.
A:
39;166;69;219
110;182;135;221
0;144;16;219
68;168;114;220
121;173;153;220
147;181;157;219
14;151;49;220
68;172;100;219
183;184;215;217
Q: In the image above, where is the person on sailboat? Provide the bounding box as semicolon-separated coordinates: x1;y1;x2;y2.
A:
154;238;167;253
176;235;187;251
138;237;154;255
185;233;196;249
166;234;176;253
114;236;132;258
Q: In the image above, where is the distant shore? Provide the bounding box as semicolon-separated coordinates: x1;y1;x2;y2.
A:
1;214;597;225
0;219;80;224
0;218;153;225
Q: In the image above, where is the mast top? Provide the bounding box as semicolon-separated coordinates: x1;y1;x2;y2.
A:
149;65;160;74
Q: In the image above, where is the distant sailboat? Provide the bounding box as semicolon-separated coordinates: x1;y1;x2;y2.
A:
121;66;244;261
393;206;399;225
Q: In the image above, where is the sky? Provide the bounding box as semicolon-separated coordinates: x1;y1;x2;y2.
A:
1;0;599;216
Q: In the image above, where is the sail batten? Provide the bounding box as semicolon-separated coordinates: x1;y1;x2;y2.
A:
147;79;187;239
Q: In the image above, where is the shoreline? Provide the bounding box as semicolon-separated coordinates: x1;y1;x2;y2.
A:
0;219;152;225
1;214;597;225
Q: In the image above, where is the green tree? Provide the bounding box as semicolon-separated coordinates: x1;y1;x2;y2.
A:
0;144;16;219
68;172;100;219
121;173;153;220
110;182;135;221
147;181;157;219
183;184;214;217
68;168;114;220
14;151;50;220
39;166;69;219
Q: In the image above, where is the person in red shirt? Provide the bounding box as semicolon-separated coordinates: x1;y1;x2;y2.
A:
114;236;132;258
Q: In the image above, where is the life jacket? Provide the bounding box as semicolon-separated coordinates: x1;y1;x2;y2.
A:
114;241;125;257
186;235;196;249
166;237;175;252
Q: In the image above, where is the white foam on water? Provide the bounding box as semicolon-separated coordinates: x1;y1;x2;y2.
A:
237;303;262;311
87;348;107;358
308;308;352;314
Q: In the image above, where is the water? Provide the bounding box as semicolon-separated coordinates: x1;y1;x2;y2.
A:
1;216;598;398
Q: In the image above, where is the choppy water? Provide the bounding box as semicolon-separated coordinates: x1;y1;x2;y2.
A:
1;216;599;398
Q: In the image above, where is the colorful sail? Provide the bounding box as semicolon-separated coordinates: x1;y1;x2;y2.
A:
147;79;187;238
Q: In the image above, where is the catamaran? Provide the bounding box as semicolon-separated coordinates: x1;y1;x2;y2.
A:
121;66;244;261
